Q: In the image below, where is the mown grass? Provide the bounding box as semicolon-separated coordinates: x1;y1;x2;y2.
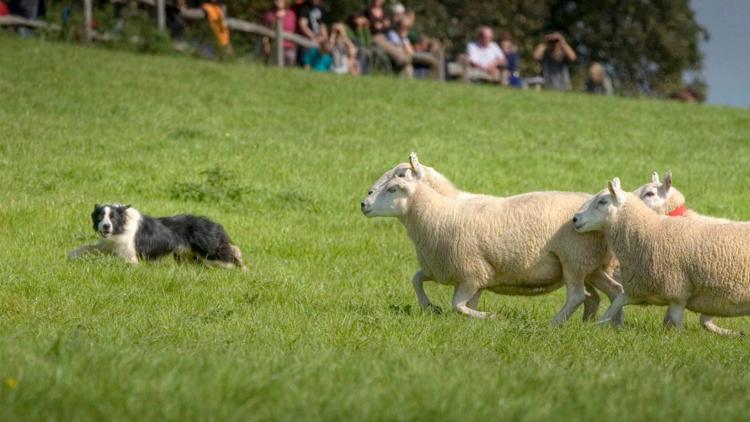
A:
2;34;750;421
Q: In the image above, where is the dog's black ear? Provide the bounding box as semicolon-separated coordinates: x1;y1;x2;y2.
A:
94;203;101;210
91;206;100;225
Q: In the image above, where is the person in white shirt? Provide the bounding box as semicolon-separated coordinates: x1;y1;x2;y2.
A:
466;26;507;81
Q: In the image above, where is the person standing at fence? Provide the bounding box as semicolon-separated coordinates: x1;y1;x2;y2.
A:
346;11;372;74
161;0;188;49
369;0;415;76
466;26;506;82
296;0;328;66
262;0;298;66
385;11;414;78
398;9;441;79
329;22;359;75
200;0;233;56
532;32;576;91
585;62;613;95
499;31;522;87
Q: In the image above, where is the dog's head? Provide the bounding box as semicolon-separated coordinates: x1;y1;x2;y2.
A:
91;204;131;238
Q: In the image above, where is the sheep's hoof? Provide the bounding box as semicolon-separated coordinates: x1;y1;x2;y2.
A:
425;304;443;315
551;318;566;327
610;315;625;328
595;318;612;326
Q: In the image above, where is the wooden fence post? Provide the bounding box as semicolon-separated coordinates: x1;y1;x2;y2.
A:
156;0;166;31
274;19;284;68
83;0;93;42
436;47;446;81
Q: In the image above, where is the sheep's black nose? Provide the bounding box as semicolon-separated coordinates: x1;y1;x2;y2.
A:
360;202;365;210
572;216;578;224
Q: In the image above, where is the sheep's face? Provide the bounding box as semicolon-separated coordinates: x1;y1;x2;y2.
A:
573;178;626;233
362;152;426;218
633;171;672;214
361;171;417;217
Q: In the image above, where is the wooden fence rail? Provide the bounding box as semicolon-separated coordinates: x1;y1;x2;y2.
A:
0;15;61;30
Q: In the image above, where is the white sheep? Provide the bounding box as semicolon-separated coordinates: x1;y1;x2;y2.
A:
634;171;730;223
371;158;625;320
574;177;750;335
361;153;622;324
633;171;735;334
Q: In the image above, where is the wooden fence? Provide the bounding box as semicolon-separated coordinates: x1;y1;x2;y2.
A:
0;14;60;30
1;1;445;77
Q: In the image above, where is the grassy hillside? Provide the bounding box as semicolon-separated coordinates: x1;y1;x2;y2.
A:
1;34;750;421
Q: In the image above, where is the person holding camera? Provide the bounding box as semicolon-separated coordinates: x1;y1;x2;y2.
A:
329;22;360;74
533;32;576;91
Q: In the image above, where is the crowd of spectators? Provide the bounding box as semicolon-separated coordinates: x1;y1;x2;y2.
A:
256;0;443;78
463;25;611;95
0;0;619;95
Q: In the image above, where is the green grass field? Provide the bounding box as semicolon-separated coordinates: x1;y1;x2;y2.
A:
2;34;750;421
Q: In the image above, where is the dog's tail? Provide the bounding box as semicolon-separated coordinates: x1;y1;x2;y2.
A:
229;244;248;271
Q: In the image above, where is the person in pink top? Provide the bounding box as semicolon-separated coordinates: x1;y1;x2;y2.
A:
262;0;298;66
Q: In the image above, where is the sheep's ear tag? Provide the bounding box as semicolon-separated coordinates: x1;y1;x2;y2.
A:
651;171;660;184
663;171;672;191
409;152;425;180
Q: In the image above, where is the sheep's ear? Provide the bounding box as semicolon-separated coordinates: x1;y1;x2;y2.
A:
663;171;672;191
608;177;623;202
409;152;425;180
651;171;660;184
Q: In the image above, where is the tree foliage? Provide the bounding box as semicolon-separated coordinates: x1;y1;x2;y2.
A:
545;0;708;96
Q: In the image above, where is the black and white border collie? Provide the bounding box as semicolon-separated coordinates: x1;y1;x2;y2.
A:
69;204;246;270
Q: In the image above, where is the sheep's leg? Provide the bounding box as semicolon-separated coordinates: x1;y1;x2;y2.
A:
552;277;587;325
412;271;440;313
597;293;634;325
467;290;482;310
452;284;493;319
700;314;742;336
662;309;673;327
582;283;600;322
665;303;685;331
590;270;625;327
